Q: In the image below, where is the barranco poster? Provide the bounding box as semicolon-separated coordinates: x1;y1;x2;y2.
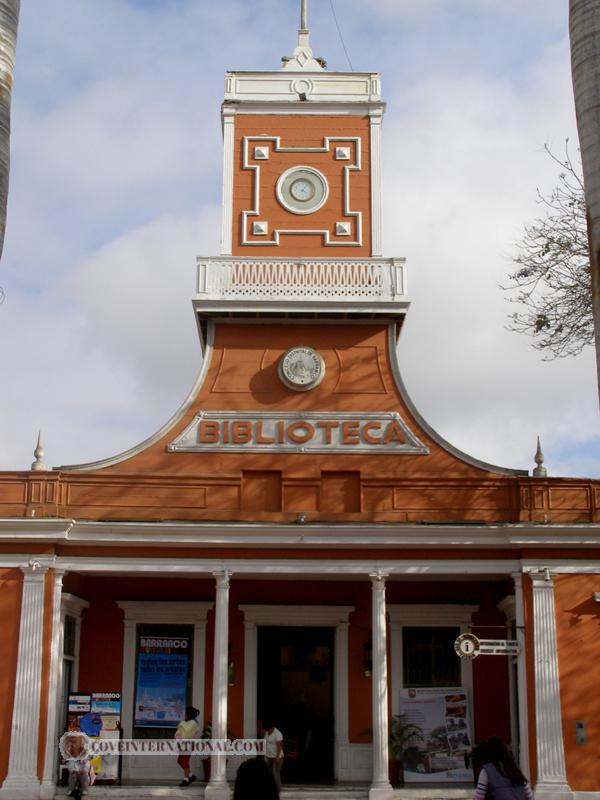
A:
399;688;474;783
134;636;189;727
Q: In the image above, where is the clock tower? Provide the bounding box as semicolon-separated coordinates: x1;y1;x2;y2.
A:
195;3;407;330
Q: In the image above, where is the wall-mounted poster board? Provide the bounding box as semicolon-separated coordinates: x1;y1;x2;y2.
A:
134;636;189;727
66;692;121;782
399;687;473;783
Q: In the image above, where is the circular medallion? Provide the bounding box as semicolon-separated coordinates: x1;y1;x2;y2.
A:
278;346;325;392
275;166;329;215
454;633;481;660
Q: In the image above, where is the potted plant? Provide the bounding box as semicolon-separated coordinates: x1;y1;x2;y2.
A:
389;714;423;786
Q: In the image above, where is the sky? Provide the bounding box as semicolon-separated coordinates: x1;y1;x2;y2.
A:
0;0;598;478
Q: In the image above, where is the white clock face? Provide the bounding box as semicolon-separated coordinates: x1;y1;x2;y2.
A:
290;178;315;202
276;166;329;215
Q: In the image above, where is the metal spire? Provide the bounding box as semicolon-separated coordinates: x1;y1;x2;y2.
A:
532;436;548;478
31;430;48;471
300;0;308;33
282;0;324;71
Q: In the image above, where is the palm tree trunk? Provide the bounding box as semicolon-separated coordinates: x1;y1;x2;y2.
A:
570;0;600;403
0;0;19;262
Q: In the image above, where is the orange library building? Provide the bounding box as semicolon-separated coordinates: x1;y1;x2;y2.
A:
0;8;599;800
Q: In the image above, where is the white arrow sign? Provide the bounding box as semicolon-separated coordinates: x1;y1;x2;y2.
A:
455;633;520;659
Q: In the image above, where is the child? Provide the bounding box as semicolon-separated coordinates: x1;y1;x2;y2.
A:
175;705;200;787
65;734;94;800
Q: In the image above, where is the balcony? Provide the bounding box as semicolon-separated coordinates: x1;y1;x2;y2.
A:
194;257;409;318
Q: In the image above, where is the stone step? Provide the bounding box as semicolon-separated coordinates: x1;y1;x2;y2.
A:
55;784;473;800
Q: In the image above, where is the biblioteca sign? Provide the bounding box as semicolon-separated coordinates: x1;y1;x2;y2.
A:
168;412;429;455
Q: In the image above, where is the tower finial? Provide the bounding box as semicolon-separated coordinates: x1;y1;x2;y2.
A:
31;430;48;472
282;0;325;72
532;436;548;478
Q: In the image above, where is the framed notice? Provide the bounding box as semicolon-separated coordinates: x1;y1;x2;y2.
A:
399;687;473;783
134;636;189;727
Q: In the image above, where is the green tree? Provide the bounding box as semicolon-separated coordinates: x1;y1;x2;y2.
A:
503;144;592;359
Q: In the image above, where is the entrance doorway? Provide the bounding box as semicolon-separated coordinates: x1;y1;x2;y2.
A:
257;626;334;784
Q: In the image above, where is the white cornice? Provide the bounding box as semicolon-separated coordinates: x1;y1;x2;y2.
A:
2;552;600;575
223;70;382;104
0;519;599;550
223;102;386;116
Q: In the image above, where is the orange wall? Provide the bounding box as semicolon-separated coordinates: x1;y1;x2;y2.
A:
0;569;22;783
232;115;372;257
554;574;600;791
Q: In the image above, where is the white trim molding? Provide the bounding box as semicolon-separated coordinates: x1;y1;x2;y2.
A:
239;603;354;782
117;601;213;784
369;108;383;256
509;573;530;781
240;135;362;247
388;604;477;721
221;108;235;256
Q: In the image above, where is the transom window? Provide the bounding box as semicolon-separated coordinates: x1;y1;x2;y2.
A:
402;626;461;687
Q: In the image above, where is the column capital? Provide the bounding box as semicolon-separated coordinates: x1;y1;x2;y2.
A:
213;569;232;588
369;570;389;586
20;559;50;581
529;567;554;588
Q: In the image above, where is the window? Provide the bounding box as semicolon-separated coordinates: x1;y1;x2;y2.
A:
402;626;461;687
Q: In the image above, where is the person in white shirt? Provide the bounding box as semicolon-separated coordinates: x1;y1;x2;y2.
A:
263;719;284;789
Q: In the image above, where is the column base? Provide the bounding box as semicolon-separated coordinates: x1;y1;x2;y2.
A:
205;780;232;800
534;782;573;800
369;782;394;800
40;778;57;799
0;776;41;800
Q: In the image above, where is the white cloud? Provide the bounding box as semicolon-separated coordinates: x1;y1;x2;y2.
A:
0;0;597;478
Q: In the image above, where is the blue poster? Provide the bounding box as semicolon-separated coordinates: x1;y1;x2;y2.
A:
134;637;189;727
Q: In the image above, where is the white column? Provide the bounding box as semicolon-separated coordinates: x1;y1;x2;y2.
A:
220;108;235;256
40;569;65;799
369;108;383;257
531;570;573;800
369;572;393;800
0;563;49;799
206;570;231;800
511;572;530;781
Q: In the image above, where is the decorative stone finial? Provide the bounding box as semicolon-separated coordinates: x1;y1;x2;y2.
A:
532;436;547;478
282;0;326;72
31;431;48;471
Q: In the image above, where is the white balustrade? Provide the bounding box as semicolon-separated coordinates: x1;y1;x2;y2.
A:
196;257;407;306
